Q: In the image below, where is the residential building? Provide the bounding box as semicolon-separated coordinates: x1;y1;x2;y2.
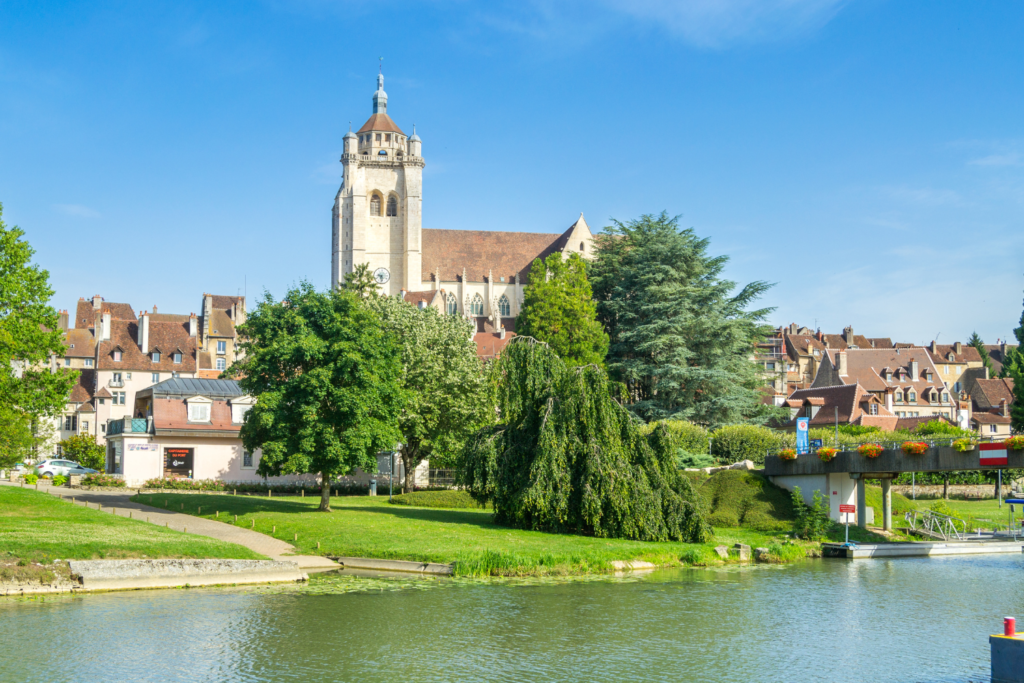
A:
783;383;897;430
923;340;984;396
809;346;957;422
970;401;1013;439
197;294;247;378
984;342;1020;376
331;70;592;358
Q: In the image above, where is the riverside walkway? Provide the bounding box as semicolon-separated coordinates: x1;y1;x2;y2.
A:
1;480;338;571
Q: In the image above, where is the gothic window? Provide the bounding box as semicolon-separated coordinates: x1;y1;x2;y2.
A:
386;196;398;217
446;293;458;315
580;242;585;252
470;294;484;316
498;295;510;316
370;194;382;216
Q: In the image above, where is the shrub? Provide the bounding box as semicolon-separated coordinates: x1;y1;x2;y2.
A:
677;450;716;469
858;443;883;459
791;486;833;540
1006;436;1024;451
81;473;125;487
700;470;796;532
143;477;225;491
52;475;68;487
778;448;797;461
901;441;929;456
836;424;883;437
710;424;786;466
388;490;488;509
57;434;106;471
23;473;38;485
817;447;838;462
648;420;710;455
952;438;977;453
913;420;974;438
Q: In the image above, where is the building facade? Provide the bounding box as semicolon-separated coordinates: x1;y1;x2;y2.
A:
331;71;594;354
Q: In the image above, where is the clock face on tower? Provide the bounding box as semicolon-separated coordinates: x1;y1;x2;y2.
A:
373;267;391;285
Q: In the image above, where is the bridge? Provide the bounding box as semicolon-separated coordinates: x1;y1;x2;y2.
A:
763;441;1023;531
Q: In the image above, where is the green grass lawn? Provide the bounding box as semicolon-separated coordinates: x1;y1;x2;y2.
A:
133;491;815;576
0;486;264;566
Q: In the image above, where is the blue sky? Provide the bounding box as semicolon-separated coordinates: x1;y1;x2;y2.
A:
2;0;1022;345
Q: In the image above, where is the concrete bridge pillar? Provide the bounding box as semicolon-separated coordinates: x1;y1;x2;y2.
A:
854;474;867;529
881;478;892;532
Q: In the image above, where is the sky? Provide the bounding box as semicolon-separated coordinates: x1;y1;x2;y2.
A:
1;0;1022;345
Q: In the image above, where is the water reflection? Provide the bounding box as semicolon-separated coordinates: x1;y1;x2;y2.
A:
1;555;1019;682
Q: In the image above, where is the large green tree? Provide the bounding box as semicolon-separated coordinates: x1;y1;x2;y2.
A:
0;204;77;421
515;252;609;367
232;283;405;510
590;212;776;427
368;295;491;489
58;434;106;471
1001;290;1024;432
0;407;34;470
967;331;995;378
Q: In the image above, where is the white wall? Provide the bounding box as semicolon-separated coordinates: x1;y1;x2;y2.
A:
770;472;858;523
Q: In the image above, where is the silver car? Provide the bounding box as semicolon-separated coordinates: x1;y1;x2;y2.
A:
34;459;98;477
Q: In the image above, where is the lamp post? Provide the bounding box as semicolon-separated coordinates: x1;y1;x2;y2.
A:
389;443;402;502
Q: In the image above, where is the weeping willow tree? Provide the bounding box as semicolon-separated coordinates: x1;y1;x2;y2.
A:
459;338;712;543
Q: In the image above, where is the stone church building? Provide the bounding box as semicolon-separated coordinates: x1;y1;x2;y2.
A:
331;71;594;354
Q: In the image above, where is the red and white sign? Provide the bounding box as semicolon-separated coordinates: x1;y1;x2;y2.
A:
839;504;856;514
980;442;1008;467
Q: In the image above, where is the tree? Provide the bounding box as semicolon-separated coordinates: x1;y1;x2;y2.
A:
967;331;995;378
515;252;609;367
0;204;77;420
590;212;778;427
232;283;405;511
0;407;34;470
58;434;106;471
367;294;491;490
342;263;380;298
459;338;711;542
1002;290;1024;432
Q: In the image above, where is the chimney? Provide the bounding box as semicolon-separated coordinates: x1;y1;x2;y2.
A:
140;313;150;353
929;340;937;353
885;387;894;412
909;359;919;382
92;295;102;310
844;326;854;344
189;313;197;337
954;341;962;355
152;305;158;314
1001;399;1009;417
1001;341;1007;357
100;312;111;341
58;310;69;331
499;326;506;340
836;351;848;377
817;330;823;342
203;294;212;350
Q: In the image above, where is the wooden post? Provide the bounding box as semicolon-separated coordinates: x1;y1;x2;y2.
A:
301;489;304;498
216;511;219;518
273;525;276;533
317;541;320;550
251;519;254;529
294;533;297;542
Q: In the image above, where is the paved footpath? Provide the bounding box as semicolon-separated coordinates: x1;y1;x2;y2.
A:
2;481;338;571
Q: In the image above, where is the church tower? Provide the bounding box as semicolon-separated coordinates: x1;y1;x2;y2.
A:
332;70;424;295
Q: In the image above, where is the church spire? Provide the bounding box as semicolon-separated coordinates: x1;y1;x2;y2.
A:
373;61;387;114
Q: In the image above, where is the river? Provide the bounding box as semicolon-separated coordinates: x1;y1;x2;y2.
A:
2;554;1020;682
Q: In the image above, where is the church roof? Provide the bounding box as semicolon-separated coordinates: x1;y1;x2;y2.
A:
357;113;404;135
421;227;570;284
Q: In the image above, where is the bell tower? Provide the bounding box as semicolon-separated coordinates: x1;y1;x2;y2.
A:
332;69;424;296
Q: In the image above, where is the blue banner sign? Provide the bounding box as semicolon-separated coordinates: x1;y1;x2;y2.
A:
796;417;810;455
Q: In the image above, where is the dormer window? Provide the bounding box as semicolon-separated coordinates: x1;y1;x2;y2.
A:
908;391;916;403
869;403;878;415
187;396;212;423
113;350;122;362
894;390;903;403
173;352;182;364
151;351;161;363
942;392;949;403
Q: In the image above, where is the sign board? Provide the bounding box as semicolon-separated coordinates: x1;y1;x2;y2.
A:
796;418;810;454
980;442;1008;467
164;448;194;477
839;504;856;514
127;443;159;452
810;439;823;449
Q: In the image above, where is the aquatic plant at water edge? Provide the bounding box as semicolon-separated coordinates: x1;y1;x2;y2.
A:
790;486;833;541
458;338;712;543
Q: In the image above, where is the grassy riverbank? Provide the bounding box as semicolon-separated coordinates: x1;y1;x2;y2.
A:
133;491;818;576
0;486;263;583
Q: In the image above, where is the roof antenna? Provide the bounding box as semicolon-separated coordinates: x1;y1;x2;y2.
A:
348;121;352;132
379;56;383;74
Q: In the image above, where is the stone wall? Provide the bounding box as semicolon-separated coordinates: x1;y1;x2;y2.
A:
891;484;1019;499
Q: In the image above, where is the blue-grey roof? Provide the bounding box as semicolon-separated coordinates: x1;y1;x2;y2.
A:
137;377;244;399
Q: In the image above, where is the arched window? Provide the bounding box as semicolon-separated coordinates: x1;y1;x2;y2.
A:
498;295;510;316
370;194;381;216
378;149;388;156
580;242;585;252
470;294;484;316
446;293;458;316
386;196;398;217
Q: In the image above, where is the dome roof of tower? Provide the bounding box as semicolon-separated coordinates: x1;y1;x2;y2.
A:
343;130;357;140
357;113;404;135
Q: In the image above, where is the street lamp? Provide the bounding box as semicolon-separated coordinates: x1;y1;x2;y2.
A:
389;442;402;502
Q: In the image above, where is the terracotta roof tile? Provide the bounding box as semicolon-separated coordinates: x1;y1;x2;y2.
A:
972;378;1015;410
926;344;983;364
207;309;235;337
356;113;405;135
74;300;136;329
971;412;1012;425
69;370;95;403
152;397;240;433
210;295;243;311
422;228;568;283
786;383;896;427
96;319;197;372
474;332;516;361
63;328;96;358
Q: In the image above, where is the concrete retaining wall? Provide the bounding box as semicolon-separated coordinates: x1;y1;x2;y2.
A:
68;559;306;591
765;446;1024;477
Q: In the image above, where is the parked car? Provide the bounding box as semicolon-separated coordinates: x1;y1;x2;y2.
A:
34;460;98;477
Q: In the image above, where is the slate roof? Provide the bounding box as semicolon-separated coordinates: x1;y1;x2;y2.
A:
357;113;405;135
972;378;1015;410
210;295;243;310
68;370;96;403
139;377;244;398
206;309;235;337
